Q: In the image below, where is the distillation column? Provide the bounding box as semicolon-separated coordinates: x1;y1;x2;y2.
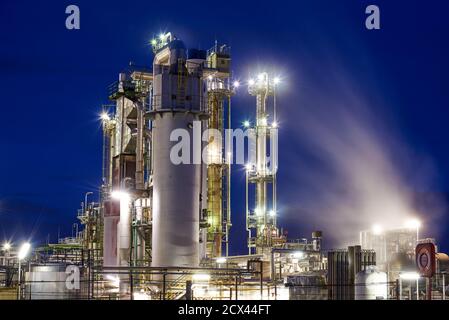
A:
150;36;204;268
204;44;232;258
246;73;281;255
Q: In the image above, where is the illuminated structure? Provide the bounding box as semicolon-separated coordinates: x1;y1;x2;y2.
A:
246;73;284;255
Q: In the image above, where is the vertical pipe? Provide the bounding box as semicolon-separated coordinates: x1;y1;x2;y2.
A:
416;278;419;300
399;278;402;300
443;274;445;300
226;95;231;257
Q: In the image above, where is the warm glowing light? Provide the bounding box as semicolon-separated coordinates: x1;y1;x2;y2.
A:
2;242;11;251
271;121;278;128
207;75;213;80
273;77;281;84
254;208;262;216
405;219;421;229
133;290;151;300
216;257;227;264
233;80;240;88
258;73;265;81
106;275;120;287
159;33;166;40
243;120;250;128
372;224;383;235
192;274;210;282
248;79;255;86
245;163;253;171
269;210;276;217
18;242;31;260
100;112;110;121
400;272;420;280
150;39;157;46
292;251;303;259
260;118;267;126
111;191;130;201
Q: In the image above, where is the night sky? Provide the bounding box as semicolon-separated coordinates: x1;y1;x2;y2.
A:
1;0;448;255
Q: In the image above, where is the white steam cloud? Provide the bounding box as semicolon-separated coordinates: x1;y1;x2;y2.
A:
280;73;446;248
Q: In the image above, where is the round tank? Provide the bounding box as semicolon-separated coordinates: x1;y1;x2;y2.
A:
24;264;82;300
151;112;201;267
355;266;388;300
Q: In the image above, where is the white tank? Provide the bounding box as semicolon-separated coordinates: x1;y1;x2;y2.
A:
355;266;388;300
151;39;202;268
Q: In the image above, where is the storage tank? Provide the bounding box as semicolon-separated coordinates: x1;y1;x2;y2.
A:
24;264;83;300
151;38;203;268
355;266;388;300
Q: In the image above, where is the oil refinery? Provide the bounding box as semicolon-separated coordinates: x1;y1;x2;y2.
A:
1;32;448;301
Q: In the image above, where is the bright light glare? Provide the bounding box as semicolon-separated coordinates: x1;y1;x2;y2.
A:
243;121;250;128
293;251;303;259
192;274;210;282
245;163;253;171
405;219;421;229
18;242;31;260
260;117;267;126
248;79;255;86
216;257;227;264
2;242;11;251
133;290;151;300
269;210;276;217
372;224;383;235
258;73;265;81
207;75;213;80
159;33;166;40
273;77;281;84
150;39;157;46
106;275;120;287
400;272;420;280
272;121;278;128
233;80;240;88
100;112;110;121
254;208;262;216
111;191;130;201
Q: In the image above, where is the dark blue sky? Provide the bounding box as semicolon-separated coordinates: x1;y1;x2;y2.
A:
1;0;448;254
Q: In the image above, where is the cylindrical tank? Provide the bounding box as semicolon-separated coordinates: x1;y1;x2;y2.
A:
355;266;388;300
151;38;202;268
24;264;83;300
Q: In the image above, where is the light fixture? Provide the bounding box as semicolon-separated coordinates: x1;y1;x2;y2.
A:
159;33;166;40
216;257;227;264
192;274;211;282
292;251;303;259
245;163;253;171
18;242;31;260
269;210;276;217
150;39;157;46
100;112;110;122
372;224;383;235
2;242;11;251
248;79;255;86
233;80;240;88
106;274;120;287
111;191;130;201
405;219;421;229
273;77;281;84
243;120;250;128
258;73;265;81
271;121;278;128
207;75;213;80
400;272;420;280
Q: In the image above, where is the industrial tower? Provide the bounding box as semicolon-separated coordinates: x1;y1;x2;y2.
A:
246;73;284;255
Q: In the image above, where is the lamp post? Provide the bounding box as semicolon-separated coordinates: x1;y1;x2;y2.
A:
17;242;31;300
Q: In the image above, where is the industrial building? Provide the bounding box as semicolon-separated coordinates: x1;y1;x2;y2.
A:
0;32;448;300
